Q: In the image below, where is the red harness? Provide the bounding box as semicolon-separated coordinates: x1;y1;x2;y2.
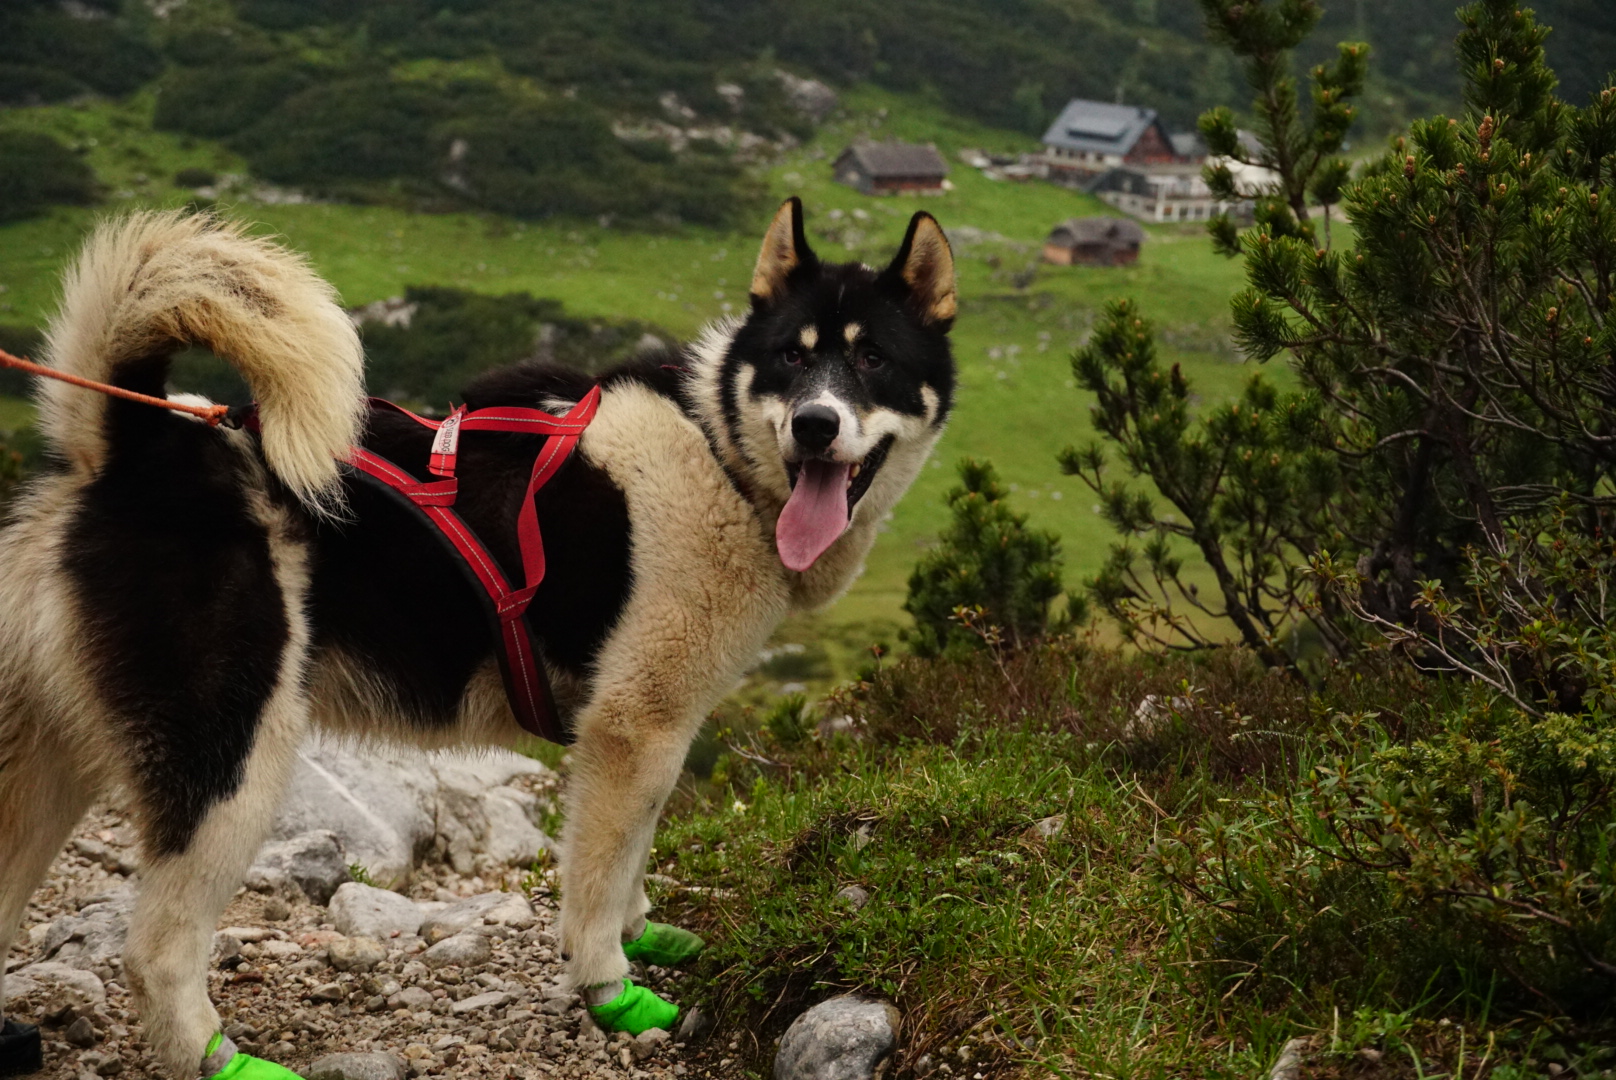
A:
343;387;601;744
0;347;598;742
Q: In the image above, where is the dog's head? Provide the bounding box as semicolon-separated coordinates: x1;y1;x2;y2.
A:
712;197;957;572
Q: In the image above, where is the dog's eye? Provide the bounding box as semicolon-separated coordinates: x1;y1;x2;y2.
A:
780;349;805;367
858;349;886;371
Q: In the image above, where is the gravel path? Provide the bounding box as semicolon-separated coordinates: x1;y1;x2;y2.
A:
4;804;747;1080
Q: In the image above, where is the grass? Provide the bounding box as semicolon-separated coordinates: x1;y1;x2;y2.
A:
654;641;1613;1079
659;732;1290;1078
0;85;1256;671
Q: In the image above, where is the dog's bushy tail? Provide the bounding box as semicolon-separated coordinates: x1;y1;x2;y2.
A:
39;211;365;515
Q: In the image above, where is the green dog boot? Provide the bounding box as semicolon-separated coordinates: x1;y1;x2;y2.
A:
202;1035;301;1080
621;921;705;967
588;983;679;1036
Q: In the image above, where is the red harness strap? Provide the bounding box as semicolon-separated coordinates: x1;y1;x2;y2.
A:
346;387;602;744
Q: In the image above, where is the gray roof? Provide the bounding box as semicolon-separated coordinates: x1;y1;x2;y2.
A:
835;141;950;179
1047;216;1146;247
1041;99;1160;156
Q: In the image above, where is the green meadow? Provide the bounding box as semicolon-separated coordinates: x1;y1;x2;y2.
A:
0;85;1255;659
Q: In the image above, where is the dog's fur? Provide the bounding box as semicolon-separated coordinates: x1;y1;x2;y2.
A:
0;200;954;1076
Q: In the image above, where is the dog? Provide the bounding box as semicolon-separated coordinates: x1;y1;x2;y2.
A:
0;196;956;1077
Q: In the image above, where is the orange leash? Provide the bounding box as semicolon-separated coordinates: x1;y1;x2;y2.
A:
0;348;231;426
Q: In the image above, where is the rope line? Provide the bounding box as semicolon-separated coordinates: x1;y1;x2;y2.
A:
0;348;231;426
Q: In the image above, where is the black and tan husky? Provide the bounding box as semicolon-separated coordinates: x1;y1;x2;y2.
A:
0;197;955;1076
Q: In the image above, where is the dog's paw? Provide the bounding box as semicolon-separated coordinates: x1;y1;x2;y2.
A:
621;921;705;967
209;1052;303;1079
588;982;679;1035
0;1019;43;1078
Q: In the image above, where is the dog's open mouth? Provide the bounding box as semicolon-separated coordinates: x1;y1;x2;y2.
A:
776;436;895;572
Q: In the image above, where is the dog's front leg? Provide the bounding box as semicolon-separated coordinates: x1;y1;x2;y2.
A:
559;710;694;1030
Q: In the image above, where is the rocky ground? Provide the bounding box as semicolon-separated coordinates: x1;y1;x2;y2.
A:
2;745;754;1080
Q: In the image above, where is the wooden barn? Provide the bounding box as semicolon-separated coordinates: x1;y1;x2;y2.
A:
833;141;950;195
1041;217;1146;266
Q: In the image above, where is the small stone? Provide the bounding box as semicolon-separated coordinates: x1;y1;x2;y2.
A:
387;987;434;1012
834;885;869;910
63;1017;98;1048
775;995;899;1080
262;897;291;922
305;1051;407;1080
676;1005;714;1044
1268;1037;1312;1080
83;1050;124;1076
329;936;388;973
421;932;492;969
328;883;424;940
631;1028;670;1061
483;894;536;929
416;893;505;944
1028;814;1066;840
450;991;512;1016
309;982;346;1003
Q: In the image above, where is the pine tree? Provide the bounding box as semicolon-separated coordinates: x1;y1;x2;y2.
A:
1195;0;1368;254
903;459;1068;658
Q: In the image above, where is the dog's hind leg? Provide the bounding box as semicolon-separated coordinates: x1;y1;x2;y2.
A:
122;672;309;1078
0;716;98;1033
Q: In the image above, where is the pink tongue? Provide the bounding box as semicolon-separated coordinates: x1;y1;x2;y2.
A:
776;460;852;571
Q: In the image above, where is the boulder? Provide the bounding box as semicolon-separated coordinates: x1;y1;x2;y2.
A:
304;1051;406;1080
270;739;438;887
266;736;555;885
775;996;900;1080
245;831;350;903
327;884;424;941
776;70;838;123
39;889;135;971
1;963;106;1009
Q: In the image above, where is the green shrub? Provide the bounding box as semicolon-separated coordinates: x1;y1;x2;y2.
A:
0;1;160;100
0;131;96;221
236;76;445;186
902;458;1068;658
1155;508;1616;1020
0;63;87;106
0;325;43;398
360;286;668;406
154;60;316;140
173;167;217;189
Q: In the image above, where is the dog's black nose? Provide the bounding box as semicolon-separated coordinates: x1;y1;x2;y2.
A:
792;405;840;454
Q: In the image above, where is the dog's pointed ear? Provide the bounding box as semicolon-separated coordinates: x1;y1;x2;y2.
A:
883;212;956;327
750;197;816;306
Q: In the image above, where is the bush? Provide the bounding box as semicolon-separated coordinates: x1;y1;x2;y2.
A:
235;76;444;186
903;458;1068;658
154;60;316;140
443;100;753;225
360;287;668;406
0;64;87;106
0;131;96;221
1155;507;1616;1022
0;2;160;100
173;167;216;189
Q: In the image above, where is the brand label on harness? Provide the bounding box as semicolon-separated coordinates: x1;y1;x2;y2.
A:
429;407;464;476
